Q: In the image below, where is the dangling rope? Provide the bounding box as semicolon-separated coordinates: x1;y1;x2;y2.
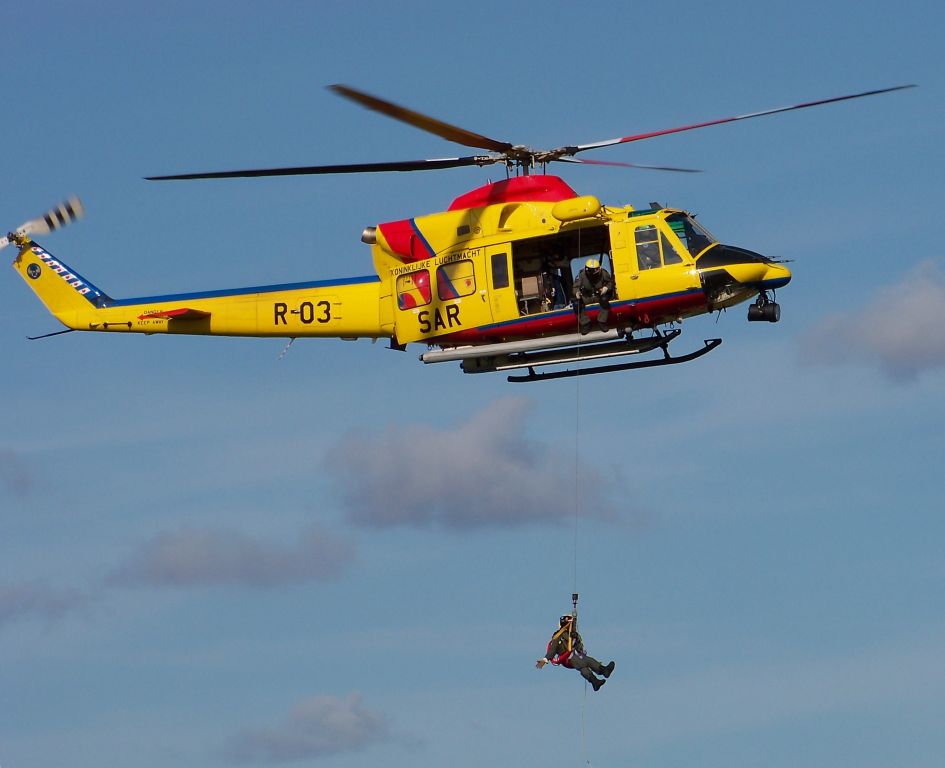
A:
572;227;591;768
580;682;591;768
573;593;592;768
573;366;581;594
572;224;583;595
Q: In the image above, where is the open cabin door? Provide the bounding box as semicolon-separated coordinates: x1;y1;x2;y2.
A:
392;248;493;344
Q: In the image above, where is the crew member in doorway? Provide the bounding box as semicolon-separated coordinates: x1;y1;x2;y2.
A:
572;257;615;334
536;614;615;691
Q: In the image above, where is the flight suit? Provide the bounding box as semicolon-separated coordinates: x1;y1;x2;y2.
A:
542;622;613;690
572;266;615;332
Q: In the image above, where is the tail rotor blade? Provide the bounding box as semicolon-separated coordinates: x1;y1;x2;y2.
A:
2;196;84;250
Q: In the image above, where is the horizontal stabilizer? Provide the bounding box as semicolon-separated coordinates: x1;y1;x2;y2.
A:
137;308;211;320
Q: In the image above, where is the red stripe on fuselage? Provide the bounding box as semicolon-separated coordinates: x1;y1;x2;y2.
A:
378;219;434;262
435;291;706;344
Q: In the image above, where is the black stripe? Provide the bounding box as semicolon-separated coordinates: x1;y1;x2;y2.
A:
697;244;770;268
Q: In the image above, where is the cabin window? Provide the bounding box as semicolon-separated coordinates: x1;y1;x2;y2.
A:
396;270;432;309
491;252;510;289
634;225;661;270
667;213;716;257
437;259;476;300
662;233;684;265
633;224;685;269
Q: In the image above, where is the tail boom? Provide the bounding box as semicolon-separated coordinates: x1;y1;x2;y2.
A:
13;241;388;339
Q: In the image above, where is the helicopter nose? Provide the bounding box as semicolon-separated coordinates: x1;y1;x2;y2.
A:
761;263;791;290
697;245;791;289
762;261;792;290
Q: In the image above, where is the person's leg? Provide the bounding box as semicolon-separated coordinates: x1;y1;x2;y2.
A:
574;296;591;333
597;295;611;329
575;653;615;677
570;654;605;689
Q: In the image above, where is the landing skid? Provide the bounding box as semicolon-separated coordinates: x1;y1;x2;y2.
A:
457;329;682;375
507;337;722;383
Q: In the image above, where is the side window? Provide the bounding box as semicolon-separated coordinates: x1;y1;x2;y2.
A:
396;270;431;309
491;252;509;289
634;225;661;270
661;232;683;265
437;259;476;300
634;224;685;268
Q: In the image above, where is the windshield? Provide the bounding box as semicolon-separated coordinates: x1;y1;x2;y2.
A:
667;213;716;257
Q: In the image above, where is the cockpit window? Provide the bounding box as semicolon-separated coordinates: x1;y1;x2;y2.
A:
667;213;716;257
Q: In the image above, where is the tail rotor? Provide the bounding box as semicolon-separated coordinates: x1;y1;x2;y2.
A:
1;196;84;251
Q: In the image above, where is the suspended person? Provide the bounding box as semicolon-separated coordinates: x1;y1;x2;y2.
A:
572;257;615;334
536;614;615;691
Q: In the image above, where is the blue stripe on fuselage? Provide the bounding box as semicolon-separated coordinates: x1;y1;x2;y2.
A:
409;219;435;259
101;275;380;308
759;276;791;290
31;245;110;305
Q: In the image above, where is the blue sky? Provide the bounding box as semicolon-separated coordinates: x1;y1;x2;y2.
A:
2;1;944;766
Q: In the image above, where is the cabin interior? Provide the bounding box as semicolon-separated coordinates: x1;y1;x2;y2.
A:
509;225;612;316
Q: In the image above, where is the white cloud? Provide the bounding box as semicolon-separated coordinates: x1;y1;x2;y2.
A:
225;693;393;763
325;397;617;529
799;260;945;380
108;525;354;588
0;579;88;628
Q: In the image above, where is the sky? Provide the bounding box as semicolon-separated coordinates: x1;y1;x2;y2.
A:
1;1;944;767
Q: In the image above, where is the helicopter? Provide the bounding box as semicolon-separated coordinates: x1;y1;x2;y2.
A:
5;84;913;382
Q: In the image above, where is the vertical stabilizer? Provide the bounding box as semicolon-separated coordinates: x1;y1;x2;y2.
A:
5;197;108;328
12;242;110;328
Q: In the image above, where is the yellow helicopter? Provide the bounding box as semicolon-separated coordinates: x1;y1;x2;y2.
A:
5;84;913;382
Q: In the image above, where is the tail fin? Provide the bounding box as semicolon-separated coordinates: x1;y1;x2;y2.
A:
6;197;110;328
12;242;111;327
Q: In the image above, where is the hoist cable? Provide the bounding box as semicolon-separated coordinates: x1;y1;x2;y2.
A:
572;232;591;768
580;683;591;768
573;364;580;593
572;226;583;595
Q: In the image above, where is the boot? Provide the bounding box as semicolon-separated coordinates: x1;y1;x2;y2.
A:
602;661;615;678
590;675;605;691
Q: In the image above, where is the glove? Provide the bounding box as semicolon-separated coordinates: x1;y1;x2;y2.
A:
536;658;548;669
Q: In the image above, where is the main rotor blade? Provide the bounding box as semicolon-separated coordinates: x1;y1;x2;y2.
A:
145;155;495;181
555;157;701;173
330;84;515;154
568;84;917;155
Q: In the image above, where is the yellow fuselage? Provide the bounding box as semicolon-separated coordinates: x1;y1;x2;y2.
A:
12;176;790;346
